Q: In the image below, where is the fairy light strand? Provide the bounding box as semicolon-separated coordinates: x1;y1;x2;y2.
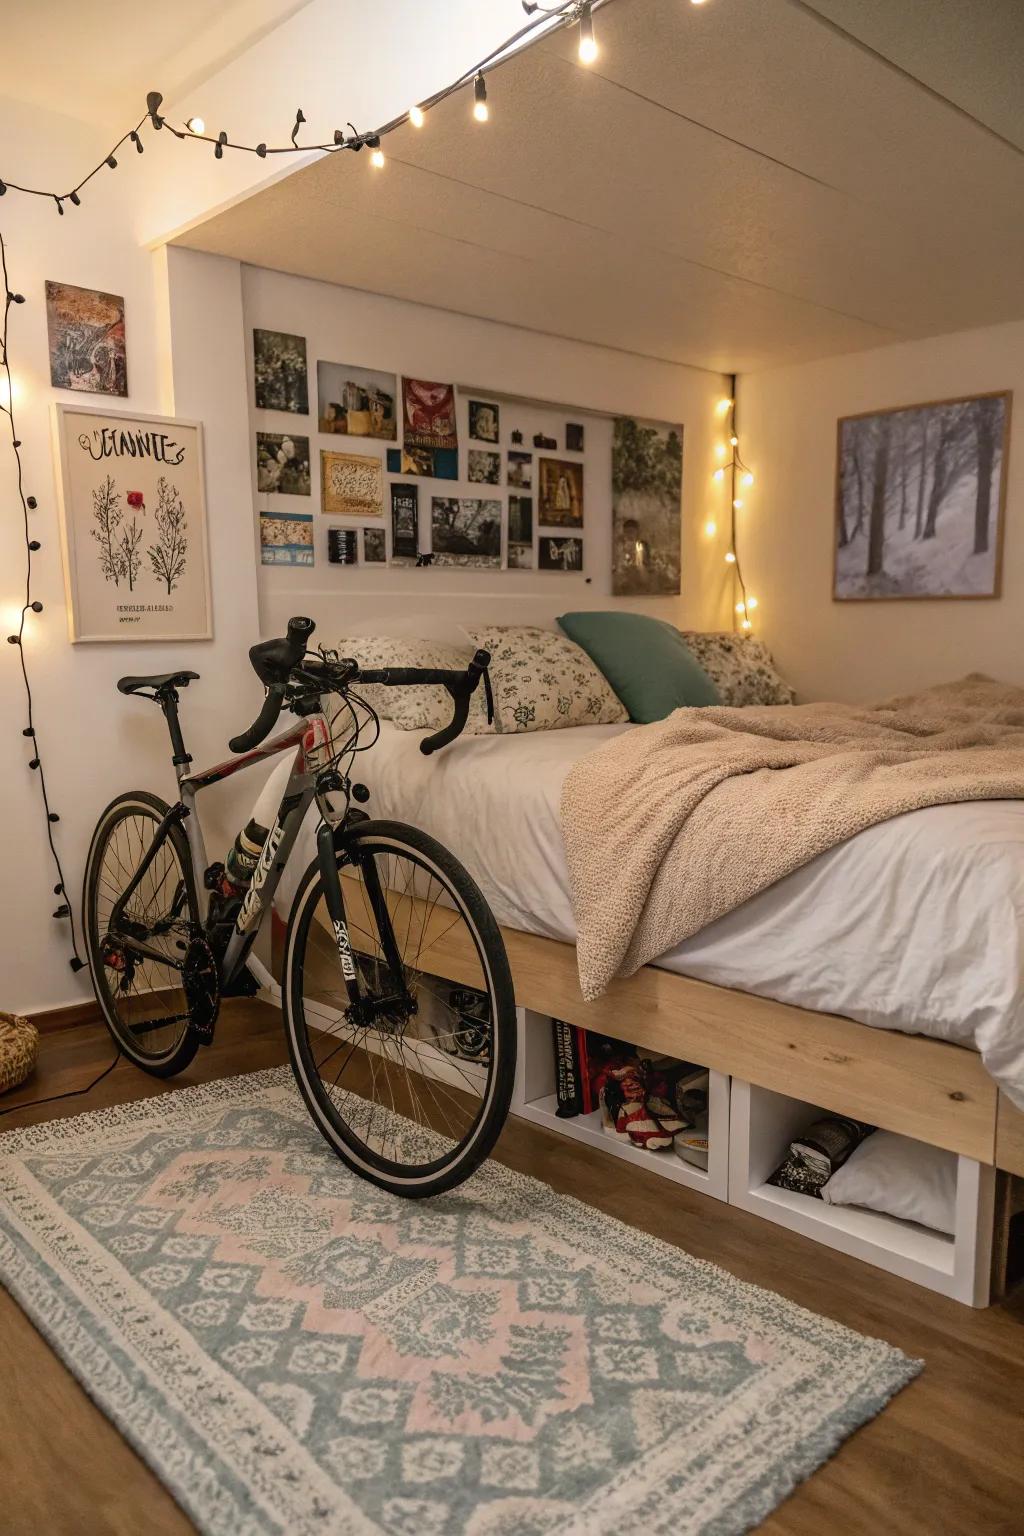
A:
0;0;610;975
712;373;757;631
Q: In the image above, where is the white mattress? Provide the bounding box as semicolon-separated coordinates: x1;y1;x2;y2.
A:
275;721;1024;1106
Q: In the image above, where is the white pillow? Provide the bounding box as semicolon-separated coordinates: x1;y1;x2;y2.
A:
463;624;628;734
820;1130;957;1236
336;636;492;733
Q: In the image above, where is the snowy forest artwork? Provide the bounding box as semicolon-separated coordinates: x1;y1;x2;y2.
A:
54;406;211;642
835;392;1010;600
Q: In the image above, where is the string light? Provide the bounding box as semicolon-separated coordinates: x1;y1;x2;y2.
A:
0;0;618;969
578;2;598;62
704;519;717;537
710;373;759;631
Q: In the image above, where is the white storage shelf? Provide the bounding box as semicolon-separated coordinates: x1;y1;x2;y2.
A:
729;1079;996;1306
510;1008;730;1201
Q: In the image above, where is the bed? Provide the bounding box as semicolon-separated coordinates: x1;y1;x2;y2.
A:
276;718;1024;1116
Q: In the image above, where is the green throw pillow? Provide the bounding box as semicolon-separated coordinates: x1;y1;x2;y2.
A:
556;612;719;722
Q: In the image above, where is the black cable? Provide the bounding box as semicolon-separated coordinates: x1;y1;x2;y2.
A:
0;1046;121;1119
1;231;84;971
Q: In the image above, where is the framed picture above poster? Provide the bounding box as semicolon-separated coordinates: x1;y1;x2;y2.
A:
52;405;212;642
45;281;127;397
320;450;384;517
611;417;682;596
834;392;1011;601
317;360;397;439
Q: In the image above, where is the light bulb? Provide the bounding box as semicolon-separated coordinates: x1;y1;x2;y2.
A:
186;116;205;135
742;472;754;487
370;148;386;168
747;596;758;610
717;397;733;414
712;468;725;482
409;105;425;128
735;601;746;614
725;551;736;564
704;519;717;537
715;443;727;460
473;73;489;122
742;618;753;630
730;435;738;446
692;0;710;7
578;4;598;62
733;498;743;509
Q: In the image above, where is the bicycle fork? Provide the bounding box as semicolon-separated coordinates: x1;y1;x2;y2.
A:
316;822;412;1023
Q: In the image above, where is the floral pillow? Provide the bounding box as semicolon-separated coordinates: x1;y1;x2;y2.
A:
335;636;492;733
462;625;628;734
678;632;796;707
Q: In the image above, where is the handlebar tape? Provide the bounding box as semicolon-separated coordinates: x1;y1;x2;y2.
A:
228;682;287;754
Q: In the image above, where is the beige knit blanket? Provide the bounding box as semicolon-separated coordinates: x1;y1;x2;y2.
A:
561;675;1024;999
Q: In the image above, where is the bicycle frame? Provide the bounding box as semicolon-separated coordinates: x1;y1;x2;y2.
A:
111;701;372;1010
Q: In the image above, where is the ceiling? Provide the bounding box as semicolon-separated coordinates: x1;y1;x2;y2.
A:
1;0;314;127
164;0;1024;373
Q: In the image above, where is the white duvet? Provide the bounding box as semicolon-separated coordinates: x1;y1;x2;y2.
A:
275;721;1024;1106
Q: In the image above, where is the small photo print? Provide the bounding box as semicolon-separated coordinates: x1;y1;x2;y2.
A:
257;432;311;496
533;432;557;450
566;422;585;453
363;526;387;563
253;329;308;414
469;399;500;443
321;450;384;517
508;542;534;570
260;510;313;566
317;361;396;439
468;449;501;485
385;445;458;481
391;483;419;562
45;281;127;396
539;535;583;572
508;494;533;545
507;450;533;489
431;498;501;568
327;527;358;565
402;377;458;449
538;457;584;527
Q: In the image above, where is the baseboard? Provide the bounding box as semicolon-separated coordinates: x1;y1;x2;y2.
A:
28;999;103;1034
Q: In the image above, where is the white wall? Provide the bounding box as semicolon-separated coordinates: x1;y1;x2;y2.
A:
0;99;261;1014
244;264;733;641
739;319;1023;702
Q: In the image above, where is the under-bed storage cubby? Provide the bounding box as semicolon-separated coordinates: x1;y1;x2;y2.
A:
728;1079;997;1305
510;1008;730;1199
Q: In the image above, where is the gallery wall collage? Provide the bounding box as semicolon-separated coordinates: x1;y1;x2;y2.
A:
252;328;592;578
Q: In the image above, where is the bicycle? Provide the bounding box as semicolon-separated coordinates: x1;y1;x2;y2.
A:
82;615;517;1197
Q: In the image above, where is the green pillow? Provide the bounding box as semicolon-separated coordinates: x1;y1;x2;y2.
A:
557;612;719;722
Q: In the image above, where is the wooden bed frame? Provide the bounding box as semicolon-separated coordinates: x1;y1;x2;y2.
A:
288;877;1024;1177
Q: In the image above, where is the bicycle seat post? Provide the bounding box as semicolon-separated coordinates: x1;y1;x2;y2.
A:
157;685;192;777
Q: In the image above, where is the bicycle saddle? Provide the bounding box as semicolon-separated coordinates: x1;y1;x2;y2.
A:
117;670;199;696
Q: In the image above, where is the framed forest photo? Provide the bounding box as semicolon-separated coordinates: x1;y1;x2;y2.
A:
834;391;1011;601
52;405;212;642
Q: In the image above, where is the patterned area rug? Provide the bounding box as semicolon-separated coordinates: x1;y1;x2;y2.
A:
0;1068;919;1535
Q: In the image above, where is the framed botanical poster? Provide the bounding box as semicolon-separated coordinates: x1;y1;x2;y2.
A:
835;392;1011;600
53;405;212;642
321;450;384;518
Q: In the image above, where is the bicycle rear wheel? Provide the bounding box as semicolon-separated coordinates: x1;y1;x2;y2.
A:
283;819;516;1198
83;791;202;1077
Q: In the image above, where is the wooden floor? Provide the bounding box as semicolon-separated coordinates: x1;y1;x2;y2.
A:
1;1002;1022;1535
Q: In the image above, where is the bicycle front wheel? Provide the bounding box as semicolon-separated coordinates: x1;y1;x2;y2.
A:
283;819;516;1198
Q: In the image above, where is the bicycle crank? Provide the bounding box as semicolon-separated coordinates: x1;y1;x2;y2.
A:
182;937;221;1044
